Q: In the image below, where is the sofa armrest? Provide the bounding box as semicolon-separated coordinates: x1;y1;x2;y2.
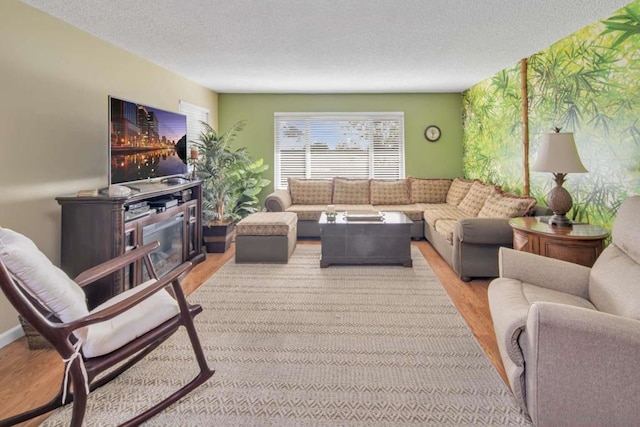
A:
454;217;513;245
265;189;292;212
499;248;590;299
524;302;640;426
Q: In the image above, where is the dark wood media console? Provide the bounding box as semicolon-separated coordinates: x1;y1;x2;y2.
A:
56;180;205;308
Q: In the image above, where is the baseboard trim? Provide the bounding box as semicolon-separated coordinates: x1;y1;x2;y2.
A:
0;324;25;349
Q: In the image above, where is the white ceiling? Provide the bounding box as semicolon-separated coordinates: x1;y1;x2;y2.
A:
22;0;630;93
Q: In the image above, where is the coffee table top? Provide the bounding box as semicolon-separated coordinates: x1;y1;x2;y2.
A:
319;211;412;225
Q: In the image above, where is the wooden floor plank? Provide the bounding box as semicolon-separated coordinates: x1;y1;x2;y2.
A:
0;240;506;425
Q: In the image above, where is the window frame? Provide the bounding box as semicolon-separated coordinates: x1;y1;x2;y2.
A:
273;112;405;189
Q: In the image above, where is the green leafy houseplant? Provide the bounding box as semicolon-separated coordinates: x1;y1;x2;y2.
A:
225;158;271;221
193;120;250;224
193;120;271;252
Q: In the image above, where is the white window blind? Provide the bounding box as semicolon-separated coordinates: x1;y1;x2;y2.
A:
274;112;405;189
179;100;210;149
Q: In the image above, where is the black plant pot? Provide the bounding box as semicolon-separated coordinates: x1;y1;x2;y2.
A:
203;221;235;253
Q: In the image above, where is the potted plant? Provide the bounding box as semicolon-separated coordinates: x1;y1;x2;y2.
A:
225;158;271;220
193;120;270;252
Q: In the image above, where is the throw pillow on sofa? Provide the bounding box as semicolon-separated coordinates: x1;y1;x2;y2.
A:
288;178;333;205
409;178;452;204
458;181;498;217
445;177;474;206
478;190;537;218
370;179;410;205
333;178;370;204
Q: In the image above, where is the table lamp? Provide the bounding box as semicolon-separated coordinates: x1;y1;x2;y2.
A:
532;129;587;227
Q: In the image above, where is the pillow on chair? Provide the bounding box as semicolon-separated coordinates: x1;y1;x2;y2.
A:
83;279;180;358
0;228;89;330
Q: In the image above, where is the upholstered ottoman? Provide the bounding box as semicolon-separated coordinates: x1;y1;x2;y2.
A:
235;212;297;263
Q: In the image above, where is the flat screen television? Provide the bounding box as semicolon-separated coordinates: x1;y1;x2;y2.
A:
109;96;188;185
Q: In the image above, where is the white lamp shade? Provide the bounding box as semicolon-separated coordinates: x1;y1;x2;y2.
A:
532;132;588;173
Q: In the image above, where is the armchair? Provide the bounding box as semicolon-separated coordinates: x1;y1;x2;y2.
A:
488;195;640;426
0;228;214;427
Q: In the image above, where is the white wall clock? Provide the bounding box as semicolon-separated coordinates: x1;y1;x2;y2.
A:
424;125;441;142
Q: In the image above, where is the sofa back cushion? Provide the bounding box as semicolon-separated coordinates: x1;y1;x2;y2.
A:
288;178;333;205
589;195;640;320
332;178;370;204
445;177;474;206
478;190;537;218
409;178;452;203
458;181;497;217
370;179;410;205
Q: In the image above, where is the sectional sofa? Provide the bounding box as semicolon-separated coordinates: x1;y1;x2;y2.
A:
265;177;550;280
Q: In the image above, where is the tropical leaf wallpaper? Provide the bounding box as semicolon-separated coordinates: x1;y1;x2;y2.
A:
462;0;640;231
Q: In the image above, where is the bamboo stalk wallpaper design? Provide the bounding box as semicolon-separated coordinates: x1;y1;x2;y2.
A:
463;0;640;231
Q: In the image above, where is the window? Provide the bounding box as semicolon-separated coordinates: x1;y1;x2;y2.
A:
179;100;210;149
274;112;405;189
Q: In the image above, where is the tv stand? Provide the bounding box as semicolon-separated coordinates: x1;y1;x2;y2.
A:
161;176;189;186
56;180;204;309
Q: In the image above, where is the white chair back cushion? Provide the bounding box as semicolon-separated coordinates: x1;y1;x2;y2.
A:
0;228;89;324
82;279;180;358
611;195;640;264
589;196;640;320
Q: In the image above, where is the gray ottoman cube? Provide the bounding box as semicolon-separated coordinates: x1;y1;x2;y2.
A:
235;212;297;263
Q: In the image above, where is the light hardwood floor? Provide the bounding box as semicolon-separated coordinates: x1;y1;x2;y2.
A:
0;240;505;426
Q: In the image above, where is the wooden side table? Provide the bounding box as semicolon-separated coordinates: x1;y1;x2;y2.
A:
508;217;609;267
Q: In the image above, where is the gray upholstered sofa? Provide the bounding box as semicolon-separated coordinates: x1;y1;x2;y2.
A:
265;177;548;280
488;195;640;426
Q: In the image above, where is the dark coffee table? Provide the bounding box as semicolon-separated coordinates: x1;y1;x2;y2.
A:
319;211;413;268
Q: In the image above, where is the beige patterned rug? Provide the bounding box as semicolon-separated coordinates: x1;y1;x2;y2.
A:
43;246;530;426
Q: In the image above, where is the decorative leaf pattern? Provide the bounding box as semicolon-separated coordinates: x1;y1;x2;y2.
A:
463;1;640;232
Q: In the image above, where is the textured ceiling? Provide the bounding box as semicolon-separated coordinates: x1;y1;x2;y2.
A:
22;0;630;93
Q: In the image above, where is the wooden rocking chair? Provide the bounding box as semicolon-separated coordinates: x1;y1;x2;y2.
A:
0;228;214;427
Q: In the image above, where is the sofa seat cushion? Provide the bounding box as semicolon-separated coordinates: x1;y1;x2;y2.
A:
478;191;537;218
446;177;474;206
285;205;327;221
458;181;497;217
422;204;466;228
370;179;410;205
332;178;370;204
434;219;457;243
336;204;377;214
288;178;333;205
373;204;424;221
488;277;596;408
409;178;452;203
236;212;297;236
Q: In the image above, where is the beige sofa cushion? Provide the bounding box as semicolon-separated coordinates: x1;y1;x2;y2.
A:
422;204;467;228
285;205;327;221
458;181;497;217
333;178;370;204
434;219;457;243
409;178;452;203
370;179;410;205
445;177;474;206
478;191;537;218
288;178;333;205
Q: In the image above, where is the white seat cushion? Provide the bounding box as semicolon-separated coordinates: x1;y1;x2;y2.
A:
82;279;180;358
0;228;89;334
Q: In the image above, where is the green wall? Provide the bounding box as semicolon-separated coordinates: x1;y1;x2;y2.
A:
463;1;640;231
218;93;463;196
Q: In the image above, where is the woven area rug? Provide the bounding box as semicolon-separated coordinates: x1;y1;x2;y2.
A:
43;246;531;426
